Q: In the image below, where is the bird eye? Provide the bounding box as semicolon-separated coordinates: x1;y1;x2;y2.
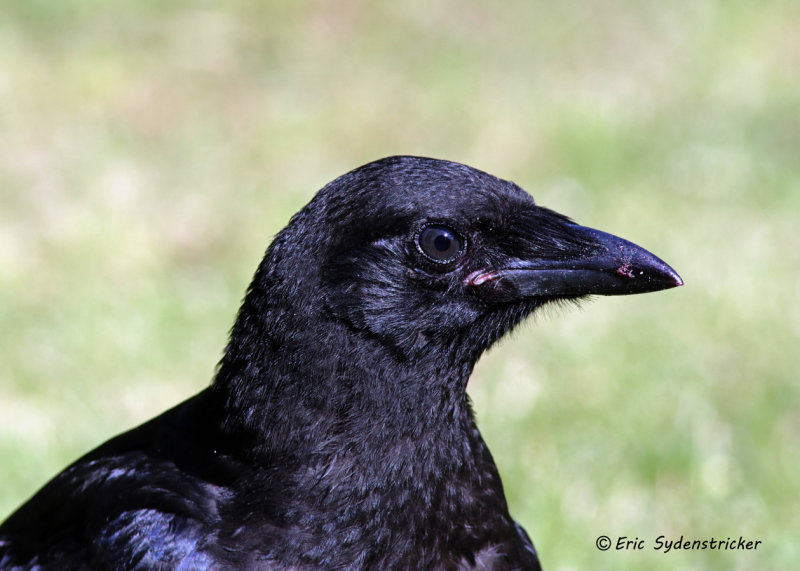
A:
418;225;464;263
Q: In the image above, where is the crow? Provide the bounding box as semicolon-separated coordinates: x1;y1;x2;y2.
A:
0;156;682;570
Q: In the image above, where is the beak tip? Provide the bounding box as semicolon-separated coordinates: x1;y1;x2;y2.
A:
657;264;683;289
641;261;684;293
660;263;684;289
617;248;683;293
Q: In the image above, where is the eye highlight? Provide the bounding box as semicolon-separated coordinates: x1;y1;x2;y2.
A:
418;225;465;263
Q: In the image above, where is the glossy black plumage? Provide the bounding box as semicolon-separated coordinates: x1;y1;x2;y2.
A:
0;156;682;570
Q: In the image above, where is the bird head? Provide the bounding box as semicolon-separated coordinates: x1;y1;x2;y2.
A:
246;156;682;369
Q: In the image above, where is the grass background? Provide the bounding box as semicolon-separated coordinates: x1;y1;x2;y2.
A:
1;1;798;569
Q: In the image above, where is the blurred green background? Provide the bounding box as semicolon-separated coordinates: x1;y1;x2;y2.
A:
1;1;798;569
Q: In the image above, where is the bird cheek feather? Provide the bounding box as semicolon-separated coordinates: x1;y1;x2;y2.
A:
324;256;489;358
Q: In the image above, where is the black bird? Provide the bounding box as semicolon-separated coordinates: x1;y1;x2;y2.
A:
0;156;682;570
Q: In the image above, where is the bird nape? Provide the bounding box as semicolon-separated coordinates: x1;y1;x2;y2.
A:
0;156;682;570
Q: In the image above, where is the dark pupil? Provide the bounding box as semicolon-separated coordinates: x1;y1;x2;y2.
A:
420;226;462;262
433;234;451;252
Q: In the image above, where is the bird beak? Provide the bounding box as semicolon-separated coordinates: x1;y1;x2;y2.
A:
473;224;683;298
